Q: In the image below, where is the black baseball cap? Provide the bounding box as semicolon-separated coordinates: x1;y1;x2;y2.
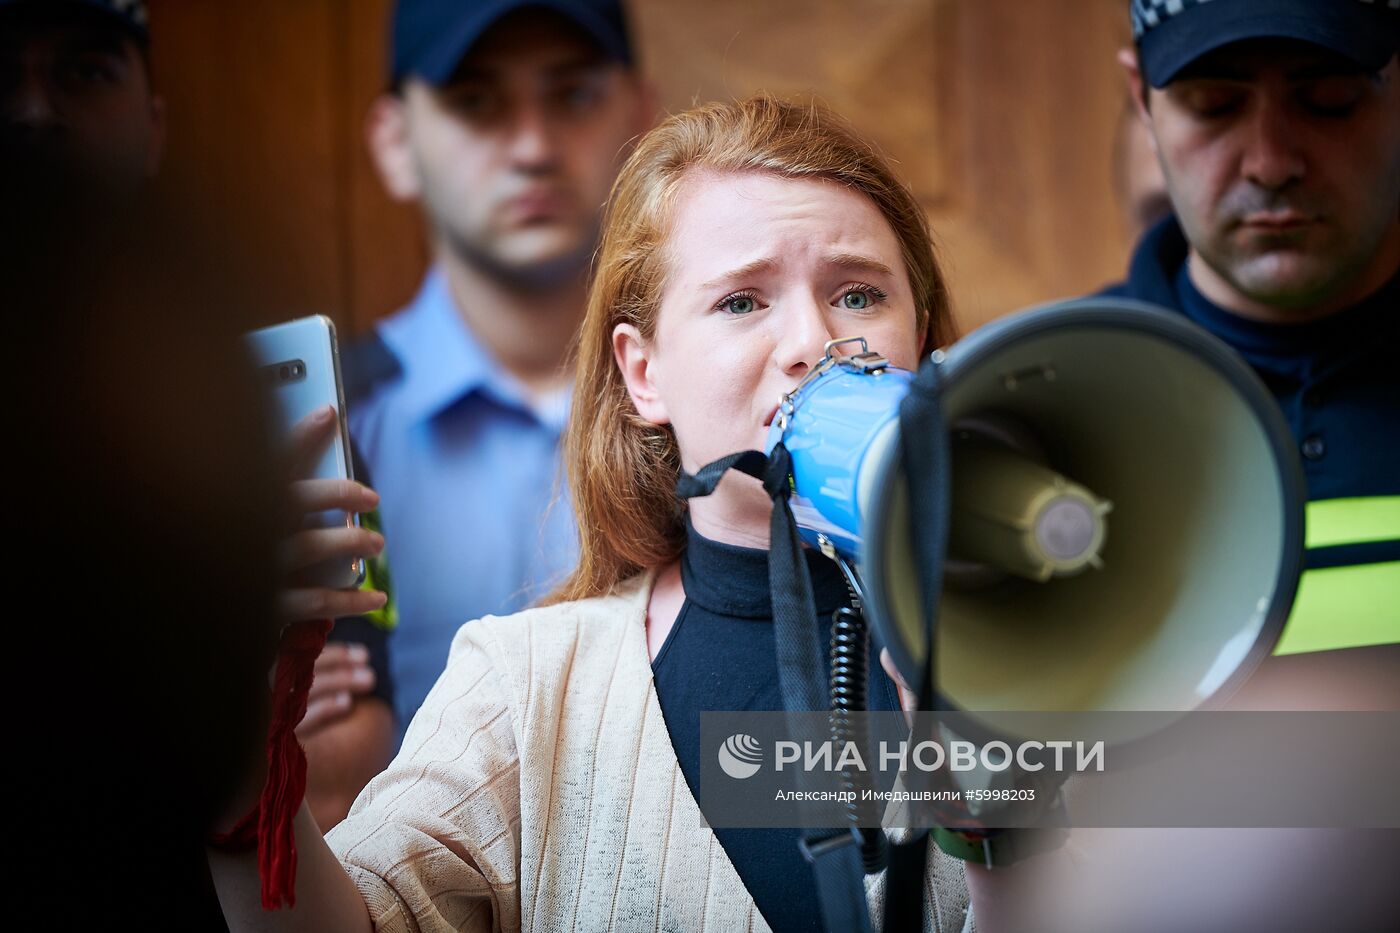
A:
390;0;634;87
1131;0;1400;88
0;0;149;45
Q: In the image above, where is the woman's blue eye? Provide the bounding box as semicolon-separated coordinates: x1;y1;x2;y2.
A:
840;285;886;310
724;295;756;315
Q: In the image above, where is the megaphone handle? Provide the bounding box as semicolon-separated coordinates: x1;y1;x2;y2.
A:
898;351;953;711
879;353;953;933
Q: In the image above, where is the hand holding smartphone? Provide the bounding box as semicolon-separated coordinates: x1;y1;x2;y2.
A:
245;316;372;594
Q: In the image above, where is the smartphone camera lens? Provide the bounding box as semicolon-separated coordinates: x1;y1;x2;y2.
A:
279;365;290;381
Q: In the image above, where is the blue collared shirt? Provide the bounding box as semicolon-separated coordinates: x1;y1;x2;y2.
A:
347;266;579;742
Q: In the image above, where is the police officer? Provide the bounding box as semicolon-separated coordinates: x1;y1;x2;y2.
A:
1108;0;1399;656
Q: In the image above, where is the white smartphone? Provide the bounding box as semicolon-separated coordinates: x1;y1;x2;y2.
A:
245;315;366;590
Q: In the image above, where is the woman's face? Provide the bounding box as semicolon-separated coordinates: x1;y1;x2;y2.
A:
614;169;923;544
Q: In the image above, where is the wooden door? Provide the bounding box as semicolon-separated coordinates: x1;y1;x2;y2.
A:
146;0;1141;338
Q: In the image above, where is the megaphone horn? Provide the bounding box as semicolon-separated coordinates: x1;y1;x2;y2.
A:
766;299;1305;741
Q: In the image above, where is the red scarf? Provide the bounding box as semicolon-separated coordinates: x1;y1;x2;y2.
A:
208;618;332;909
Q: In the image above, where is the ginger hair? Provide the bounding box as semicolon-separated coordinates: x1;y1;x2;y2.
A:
548;95;953;603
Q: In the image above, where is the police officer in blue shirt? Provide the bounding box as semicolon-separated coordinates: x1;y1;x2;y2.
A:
344;0;655;741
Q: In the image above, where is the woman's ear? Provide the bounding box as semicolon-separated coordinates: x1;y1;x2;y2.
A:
918;307;935;358
612;323;670;425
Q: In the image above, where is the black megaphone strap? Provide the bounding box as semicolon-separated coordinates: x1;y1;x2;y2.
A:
677;444;873;933
676;444;828;715
882;352;952;933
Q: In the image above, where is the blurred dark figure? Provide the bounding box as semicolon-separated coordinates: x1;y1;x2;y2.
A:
2;0;397;837
3;8;280;928
0;0;164;200
5;168;284;929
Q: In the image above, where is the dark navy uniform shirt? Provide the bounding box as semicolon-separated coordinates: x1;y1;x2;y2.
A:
1100;216;1399;653
1100;215;1399;507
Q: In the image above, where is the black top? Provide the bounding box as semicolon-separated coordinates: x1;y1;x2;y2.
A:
651;521;903;933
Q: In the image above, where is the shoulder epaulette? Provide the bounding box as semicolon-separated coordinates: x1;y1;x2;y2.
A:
341;329;402;405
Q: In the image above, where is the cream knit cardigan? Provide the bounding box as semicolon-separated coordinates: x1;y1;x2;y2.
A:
326;571;973;932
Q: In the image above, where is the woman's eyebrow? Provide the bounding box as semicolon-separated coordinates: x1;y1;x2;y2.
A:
826;253;894;277
699;257;776;290
697;253;893;291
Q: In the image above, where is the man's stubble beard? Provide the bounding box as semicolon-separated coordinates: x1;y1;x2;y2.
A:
439;212;601;295
413;146;602;294
1205;237;1369;313
1208;212;1400;315
1178;172;1400;316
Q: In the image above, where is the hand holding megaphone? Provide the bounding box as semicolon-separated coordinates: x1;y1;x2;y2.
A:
880;646;916;724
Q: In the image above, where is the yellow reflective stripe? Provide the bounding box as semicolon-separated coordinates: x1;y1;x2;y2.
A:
362;564;398;631
1274;561;1400;656
1305;496;1400;550
358;507;397;631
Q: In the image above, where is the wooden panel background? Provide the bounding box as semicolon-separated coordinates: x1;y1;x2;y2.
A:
147;0;1138;338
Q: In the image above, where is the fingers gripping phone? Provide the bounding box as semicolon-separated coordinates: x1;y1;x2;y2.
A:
245;315;366;590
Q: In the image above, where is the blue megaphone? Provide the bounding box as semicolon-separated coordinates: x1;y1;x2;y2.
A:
765;298;1305;722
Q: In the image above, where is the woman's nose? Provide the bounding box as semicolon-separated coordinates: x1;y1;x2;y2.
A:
777;299;836;378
